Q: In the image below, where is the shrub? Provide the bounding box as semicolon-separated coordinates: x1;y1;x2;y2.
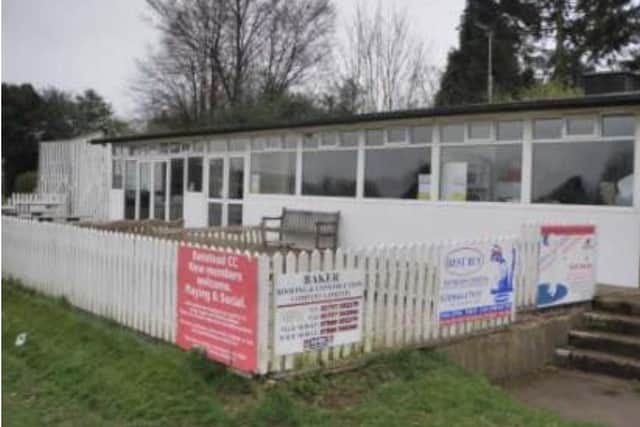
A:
13;171;38;193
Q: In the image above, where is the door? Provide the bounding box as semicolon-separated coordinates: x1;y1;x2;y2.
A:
184;156;207;227
206;155;245;226
135;160;169;221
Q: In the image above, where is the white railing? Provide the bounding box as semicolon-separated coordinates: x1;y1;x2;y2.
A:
2;217;541;375
3;193;68;217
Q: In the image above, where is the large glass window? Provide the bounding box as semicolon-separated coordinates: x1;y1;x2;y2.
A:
153;162;167;220
187;157;203;192
532;140;634;206
440;145;522;202
365;147;431;199
365;129;384;146
112;159;123;189
302;150;358;197
208;158;224;198
124;160;137;219
250;152;296;194
139;162;151;220
169;158;184;220
228;157;244;199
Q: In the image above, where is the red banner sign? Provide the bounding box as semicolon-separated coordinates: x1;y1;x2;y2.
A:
176;246;257;373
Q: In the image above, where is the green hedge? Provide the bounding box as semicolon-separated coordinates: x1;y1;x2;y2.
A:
13;171;38;193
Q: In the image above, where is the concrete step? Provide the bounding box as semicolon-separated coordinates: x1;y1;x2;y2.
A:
583;311;640;335
593;295;640;316
568;330;640;359
555;347;640;380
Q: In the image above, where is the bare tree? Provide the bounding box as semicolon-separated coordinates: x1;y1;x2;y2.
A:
336;2;439;113
133;0;335;126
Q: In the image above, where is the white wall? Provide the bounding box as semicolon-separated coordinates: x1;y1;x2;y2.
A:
243;195;640;287
38;133;111;220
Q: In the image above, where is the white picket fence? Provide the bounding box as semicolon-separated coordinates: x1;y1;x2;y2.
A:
3;193;68;217
2;216;541;375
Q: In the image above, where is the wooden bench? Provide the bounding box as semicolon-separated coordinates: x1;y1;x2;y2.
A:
261;208;340;251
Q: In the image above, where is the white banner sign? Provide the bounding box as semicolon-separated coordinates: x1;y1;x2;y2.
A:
439;240;516;325
274;270;365;356
537;225;596;308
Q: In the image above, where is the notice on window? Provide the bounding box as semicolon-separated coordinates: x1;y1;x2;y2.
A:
439;241;516;325
275;270;365;356
441;162;467;201
176;246;257;374
537;225;596;308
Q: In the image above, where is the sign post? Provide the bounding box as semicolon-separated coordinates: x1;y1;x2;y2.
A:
176;246;258;374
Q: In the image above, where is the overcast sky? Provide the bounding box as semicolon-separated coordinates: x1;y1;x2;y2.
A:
2;0;465;118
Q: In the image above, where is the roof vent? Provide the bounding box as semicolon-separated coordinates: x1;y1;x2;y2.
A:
583;71;640;95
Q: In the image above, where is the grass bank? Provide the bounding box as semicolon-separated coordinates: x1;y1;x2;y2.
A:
2;280;597;426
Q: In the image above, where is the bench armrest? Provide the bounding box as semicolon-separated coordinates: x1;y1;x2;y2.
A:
314;220;339;250
261;215;283;244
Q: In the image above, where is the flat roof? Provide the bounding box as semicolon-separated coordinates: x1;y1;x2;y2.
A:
91;92;640;145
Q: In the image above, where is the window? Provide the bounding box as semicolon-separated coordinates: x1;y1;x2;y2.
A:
229;139;248;151
303;134;318;149
208;203;222;226
497;120;523;141
440;145;522;202
387;128;407;144
468;122;491;140
533;118;563;140
112;159;123;189
284;135;298;150
365;147;431;199
320;132;338;147
340;131;359;147
602;115;634;137
139;162;151;220
187;157;203;192
228;204;243;225
250;152;296;194
267;135;283;149
410;126;432;144
532;140;634;206
208;158;224;198
209;140;227;152
228;157;244;199
302;150;358;197
567;117;595;136
124;160;137;219
440;123;465;142
169;158;184;220
365;129;384;146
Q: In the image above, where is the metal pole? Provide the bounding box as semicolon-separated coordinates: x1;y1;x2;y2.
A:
488;30;493;103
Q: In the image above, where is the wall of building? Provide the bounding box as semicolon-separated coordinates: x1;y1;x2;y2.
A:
38;133;111;220
243;194;639;287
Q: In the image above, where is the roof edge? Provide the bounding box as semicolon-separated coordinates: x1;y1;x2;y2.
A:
91;92;640;145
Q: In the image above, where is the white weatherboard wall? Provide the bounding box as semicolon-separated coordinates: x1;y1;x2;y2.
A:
244;195;640;287
38;133;111;220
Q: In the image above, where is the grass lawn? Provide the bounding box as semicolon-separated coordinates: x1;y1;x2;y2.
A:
2;279;599;427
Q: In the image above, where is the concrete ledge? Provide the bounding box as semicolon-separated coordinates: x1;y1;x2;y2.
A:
439;304;589;382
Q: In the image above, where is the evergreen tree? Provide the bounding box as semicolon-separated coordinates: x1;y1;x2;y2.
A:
435;0;539;106
535;0;640;85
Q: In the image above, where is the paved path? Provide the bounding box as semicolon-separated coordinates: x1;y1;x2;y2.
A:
503;367;640;427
